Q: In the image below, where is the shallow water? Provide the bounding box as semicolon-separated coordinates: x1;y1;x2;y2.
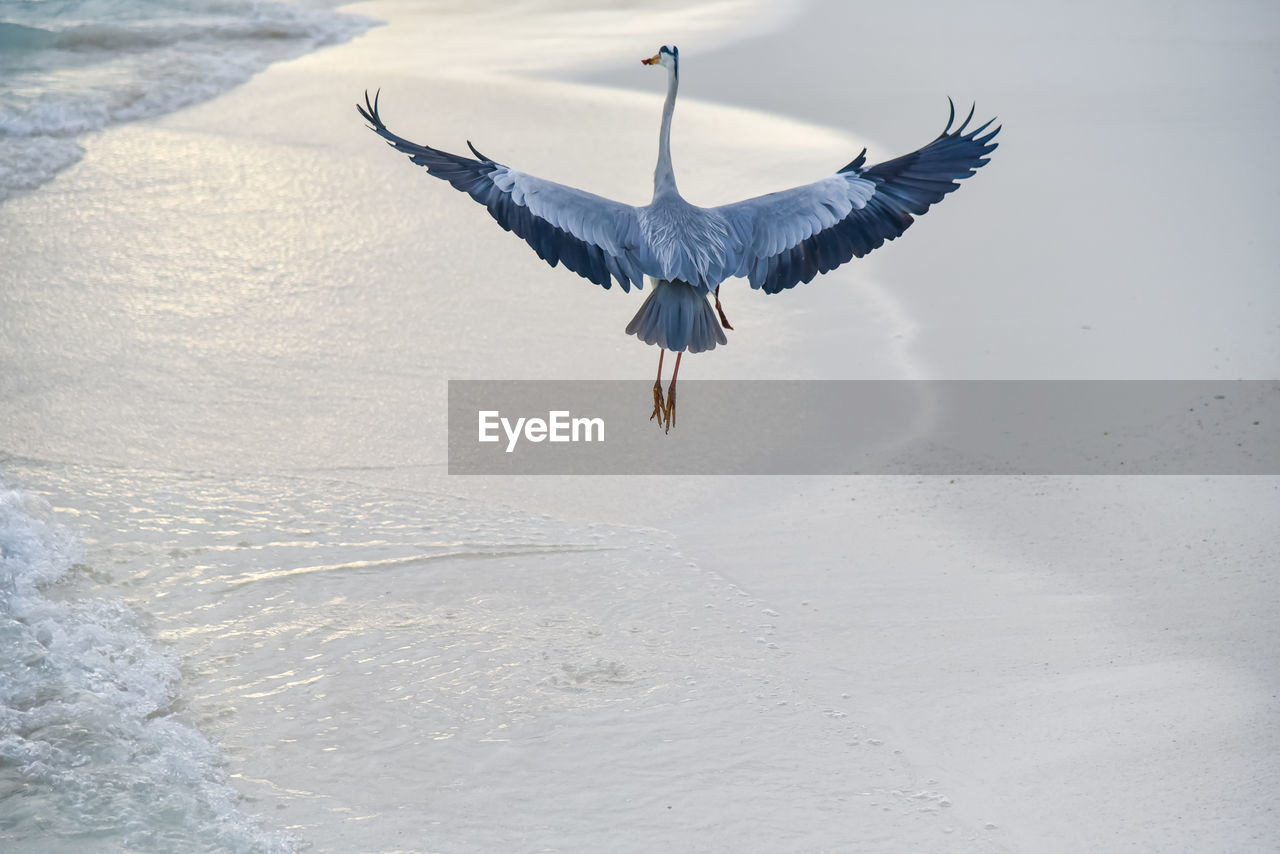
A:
4;456;994;853
0;1;935;847
5;0;1276;850
0;479;295;853
0;0;374;201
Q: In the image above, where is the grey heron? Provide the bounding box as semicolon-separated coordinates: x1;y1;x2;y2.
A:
357;45;999;431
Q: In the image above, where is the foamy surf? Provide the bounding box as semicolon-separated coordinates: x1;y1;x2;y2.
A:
0;483;294;853
0;0;376;203
0;462;961;853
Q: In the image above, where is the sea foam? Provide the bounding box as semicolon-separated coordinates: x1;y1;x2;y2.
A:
0;484;293;853
0;0;376;202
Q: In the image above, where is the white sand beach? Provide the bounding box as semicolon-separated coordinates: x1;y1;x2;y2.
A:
1;0;1277;851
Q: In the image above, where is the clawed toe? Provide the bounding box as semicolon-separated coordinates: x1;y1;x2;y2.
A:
648;349;681;433
649;383;676;432
649;381;665;423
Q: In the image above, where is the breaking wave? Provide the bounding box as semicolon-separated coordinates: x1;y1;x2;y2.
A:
0;483;293;852
0;0;376;202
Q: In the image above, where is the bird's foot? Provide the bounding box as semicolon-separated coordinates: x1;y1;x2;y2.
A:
649;382;676;433
649;381;666;424
652;385;675;433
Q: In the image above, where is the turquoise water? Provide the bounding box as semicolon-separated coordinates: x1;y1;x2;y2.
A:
0;477;296;853
0;0;374;200
0;3;379;848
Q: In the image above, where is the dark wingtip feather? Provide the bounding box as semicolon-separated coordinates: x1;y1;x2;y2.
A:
969;116;996;137
940;97;956;137
839;147;868;173
466;140;491;162
357;88;384;130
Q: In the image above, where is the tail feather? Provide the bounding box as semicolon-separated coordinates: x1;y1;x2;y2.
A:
625;279;728;353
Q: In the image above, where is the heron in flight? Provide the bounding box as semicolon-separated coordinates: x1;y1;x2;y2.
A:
357;45;998;431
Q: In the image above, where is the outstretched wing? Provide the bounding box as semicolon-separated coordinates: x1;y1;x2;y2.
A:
357;91;655;292
715;101;1000;294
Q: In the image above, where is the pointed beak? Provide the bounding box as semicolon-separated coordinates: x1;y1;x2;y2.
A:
641;53;660;65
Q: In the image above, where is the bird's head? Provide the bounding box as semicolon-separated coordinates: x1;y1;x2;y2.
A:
641;45;678;73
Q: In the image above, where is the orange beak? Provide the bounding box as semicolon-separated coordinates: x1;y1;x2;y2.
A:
641;53;660;65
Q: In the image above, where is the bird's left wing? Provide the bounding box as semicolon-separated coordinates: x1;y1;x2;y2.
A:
715;102;1000;294
358;91;655;292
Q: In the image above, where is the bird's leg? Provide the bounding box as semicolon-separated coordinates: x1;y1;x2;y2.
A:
661;351;683;433
649;349;666;423
713;285;733;330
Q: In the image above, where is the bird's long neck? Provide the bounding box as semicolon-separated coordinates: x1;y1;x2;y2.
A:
653;64;679;198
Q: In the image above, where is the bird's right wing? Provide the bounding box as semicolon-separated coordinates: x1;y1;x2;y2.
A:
358;91;656;292
715;101;1000;294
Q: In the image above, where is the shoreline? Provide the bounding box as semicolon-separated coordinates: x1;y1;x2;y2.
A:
0;0;379;206
2;0;1277;851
